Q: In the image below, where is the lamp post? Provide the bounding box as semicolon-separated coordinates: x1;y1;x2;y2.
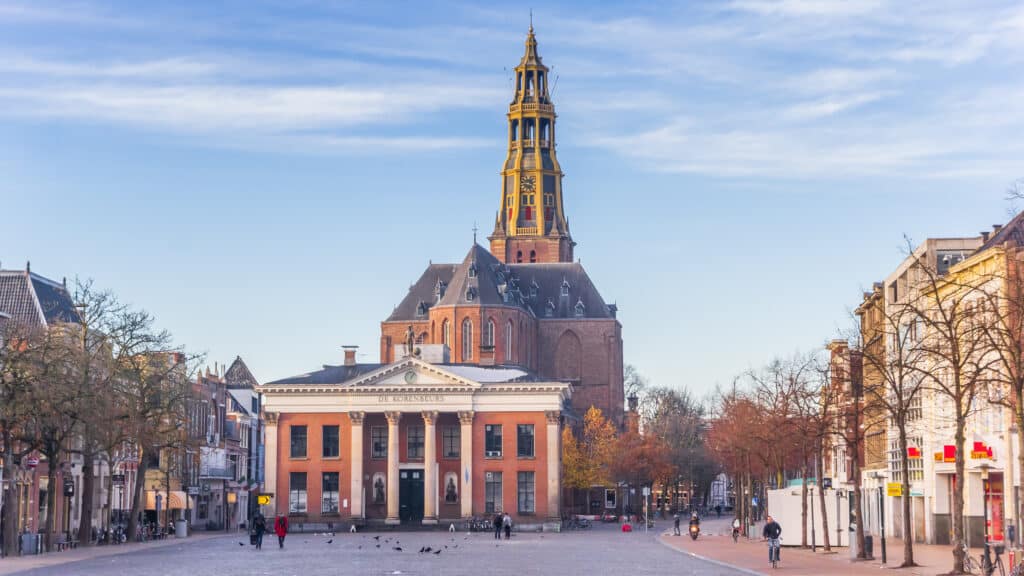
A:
869;471;887;564
810;484;817;552
980;463;993;571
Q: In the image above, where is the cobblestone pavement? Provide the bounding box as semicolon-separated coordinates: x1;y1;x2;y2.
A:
7;524;749;576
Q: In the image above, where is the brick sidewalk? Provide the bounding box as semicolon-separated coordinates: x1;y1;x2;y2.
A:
658;518;1013;576
0;532;231;575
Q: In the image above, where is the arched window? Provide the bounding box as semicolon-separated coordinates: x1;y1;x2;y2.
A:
461;318;473;361
529;250;536;263
516;251;523;263
505;320;513;362
483;319;495;348
442;319;450;349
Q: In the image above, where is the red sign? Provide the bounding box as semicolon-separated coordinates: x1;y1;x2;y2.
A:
943;445;957;463
971;441;993;460
908;447;922;459
24;456;39;469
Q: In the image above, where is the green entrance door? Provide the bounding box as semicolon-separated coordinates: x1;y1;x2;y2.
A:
399;469;424;523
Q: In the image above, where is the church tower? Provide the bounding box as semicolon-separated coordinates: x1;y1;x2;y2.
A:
489;27;574;264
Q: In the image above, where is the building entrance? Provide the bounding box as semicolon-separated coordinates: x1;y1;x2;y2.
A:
399;469;424;523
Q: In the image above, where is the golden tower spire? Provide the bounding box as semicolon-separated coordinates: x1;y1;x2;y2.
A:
489;26;574;264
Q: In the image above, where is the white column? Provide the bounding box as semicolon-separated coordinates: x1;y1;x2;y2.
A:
546;410;561;523
459;411;474;519
349;412;365;521
263;411;279;516
422;411;438;524
385;411;401;525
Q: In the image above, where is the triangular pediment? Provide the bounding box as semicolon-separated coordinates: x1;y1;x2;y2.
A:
347;357;481;390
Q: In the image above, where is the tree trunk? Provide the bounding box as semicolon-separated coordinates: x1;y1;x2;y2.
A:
104;459;114;534
127;447;145;542
77;450;95;546
801;464;809;548
818;443;831;552
951;410;967;574
852;442;866;558
43;452;57;552
1016;394;1024;550
1;429;19;557
897;423;916;567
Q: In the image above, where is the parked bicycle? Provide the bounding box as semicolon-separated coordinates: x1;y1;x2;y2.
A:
466;516;493;532
962;541;1006;576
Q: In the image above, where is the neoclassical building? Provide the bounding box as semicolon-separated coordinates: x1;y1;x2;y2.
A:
260;27;623;528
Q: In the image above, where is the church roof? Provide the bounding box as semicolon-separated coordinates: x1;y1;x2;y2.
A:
0;267;81;328
385;244;615;321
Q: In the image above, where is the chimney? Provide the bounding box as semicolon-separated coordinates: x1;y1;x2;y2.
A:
994;224;1003;233
343;345;358;366
981;231;991;242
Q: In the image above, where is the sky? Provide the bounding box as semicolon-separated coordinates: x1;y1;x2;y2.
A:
2;0;1023;396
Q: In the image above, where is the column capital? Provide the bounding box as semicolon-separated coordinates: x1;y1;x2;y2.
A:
545;410;561;425
349;411;365;426
458;410;475;425
385;411;402;425
263;410;279;425
421;410;439;426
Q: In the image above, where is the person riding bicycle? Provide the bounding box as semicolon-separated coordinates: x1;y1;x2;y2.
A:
689;512;700;527
763;515;782;562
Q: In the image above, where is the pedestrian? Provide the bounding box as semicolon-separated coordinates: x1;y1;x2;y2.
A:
502;512;512;539
274;514;289;549
673;513;681;536
715;504;722;518
253;513;266;550
493;512;502;540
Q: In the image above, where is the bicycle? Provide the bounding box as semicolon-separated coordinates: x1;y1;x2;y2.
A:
767;537;781;569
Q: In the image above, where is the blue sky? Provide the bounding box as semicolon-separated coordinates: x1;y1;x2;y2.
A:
2;0;1022;395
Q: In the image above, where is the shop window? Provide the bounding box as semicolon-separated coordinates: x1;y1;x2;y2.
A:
485;472;503;513
518;472;535;514
289;472;307;514
321;472;339;514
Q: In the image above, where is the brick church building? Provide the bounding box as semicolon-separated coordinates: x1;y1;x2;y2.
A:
259;28;623;529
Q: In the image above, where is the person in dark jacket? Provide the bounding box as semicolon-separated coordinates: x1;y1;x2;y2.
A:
762;515;782;561
274;515;289;549
253;514;266;550
493;513;502;540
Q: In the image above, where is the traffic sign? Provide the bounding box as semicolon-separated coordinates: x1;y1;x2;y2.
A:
257;494;272;506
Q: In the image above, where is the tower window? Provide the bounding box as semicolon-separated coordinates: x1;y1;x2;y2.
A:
507;197;513;207
524;207;532;220
484;319;495;348
561;280;570;297
574;299;586;317
462;318;473;361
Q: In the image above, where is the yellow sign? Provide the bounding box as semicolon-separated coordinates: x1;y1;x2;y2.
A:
886;483;903;497
227;492;237;504
257;494;271;506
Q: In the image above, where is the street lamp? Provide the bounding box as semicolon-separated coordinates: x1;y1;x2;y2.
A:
869;471;887;564
980;462;993;571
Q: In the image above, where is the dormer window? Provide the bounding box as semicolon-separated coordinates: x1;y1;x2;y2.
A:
561;280;570;297
468;262;478;278
466;287;477;302
574;298;585;317
529;282;537;298
416;301;428;317
545;299;555;318
435;280;447;302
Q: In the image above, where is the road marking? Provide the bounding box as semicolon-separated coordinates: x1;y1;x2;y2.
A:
655;536;765;576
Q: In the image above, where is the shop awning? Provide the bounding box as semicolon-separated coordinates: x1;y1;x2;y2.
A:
145;490;194;510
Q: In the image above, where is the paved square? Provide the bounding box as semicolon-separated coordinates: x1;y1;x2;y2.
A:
8;525;748;576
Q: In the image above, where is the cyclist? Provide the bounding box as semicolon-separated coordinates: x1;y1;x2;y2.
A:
763;515;782;564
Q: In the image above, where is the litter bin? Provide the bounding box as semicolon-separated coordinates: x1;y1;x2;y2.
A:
864;535;874;559
174;519;187;539
19;533;38;555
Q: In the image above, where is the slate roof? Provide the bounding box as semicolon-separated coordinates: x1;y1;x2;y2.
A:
977;210;1024;252
386;244;615;322
265;363;385;386
0;268;81;328
224;356;259;389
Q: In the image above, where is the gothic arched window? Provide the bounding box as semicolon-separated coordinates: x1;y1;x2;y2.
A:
484;319;495;348
462;318;473;361
529;250;537;263
442;319;450;349
505;320;514;362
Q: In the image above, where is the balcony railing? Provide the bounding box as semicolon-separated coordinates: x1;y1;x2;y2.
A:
199;465;236;480
509;102;553;114
515;226;538;236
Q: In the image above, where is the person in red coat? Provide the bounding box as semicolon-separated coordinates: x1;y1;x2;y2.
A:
274;515;289;549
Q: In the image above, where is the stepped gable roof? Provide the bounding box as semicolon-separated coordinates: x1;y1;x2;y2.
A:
0;268;81;328
386;244;615;320
266;363;385;386
386;263;457;322
977;210;1024;252
224;356;259;389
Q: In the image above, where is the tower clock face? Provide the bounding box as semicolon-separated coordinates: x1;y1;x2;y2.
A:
520;175;536;192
